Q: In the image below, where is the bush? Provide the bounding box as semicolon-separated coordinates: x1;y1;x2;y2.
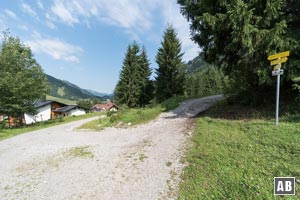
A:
107;110;117;117
109;114;120;123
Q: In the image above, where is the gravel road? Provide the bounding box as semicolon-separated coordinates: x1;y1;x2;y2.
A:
0;95;223;200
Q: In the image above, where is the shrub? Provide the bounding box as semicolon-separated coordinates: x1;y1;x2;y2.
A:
109;114;120;123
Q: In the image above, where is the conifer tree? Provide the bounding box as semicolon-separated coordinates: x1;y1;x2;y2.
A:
155;25;185;102
114;42;140;107
114;42;153;107
139;47;153;106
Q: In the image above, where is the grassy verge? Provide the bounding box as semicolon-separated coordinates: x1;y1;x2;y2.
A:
78;96;188;131
0;112;100;141
178;101;300;199
78;106;162;130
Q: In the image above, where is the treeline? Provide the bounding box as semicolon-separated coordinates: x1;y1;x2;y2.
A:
114;25;225;108
178;0;300;106
186;66;227;97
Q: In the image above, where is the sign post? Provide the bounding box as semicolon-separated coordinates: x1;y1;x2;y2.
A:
267;51;290;126
275;65;281;126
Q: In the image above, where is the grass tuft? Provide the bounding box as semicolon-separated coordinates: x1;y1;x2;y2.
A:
166;161;172;167
65;146;94;158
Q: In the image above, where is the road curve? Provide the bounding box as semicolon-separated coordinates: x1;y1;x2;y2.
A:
0;95;223;200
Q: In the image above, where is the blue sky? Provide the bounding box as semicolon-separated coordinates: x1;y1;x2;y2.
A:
0;0;200;94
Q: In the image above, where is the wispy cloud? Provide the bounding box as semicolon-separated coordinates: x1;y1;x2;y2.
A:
5;9;17;19
46;0;152;32
45;0;198;61
26;37;83;63
50;1;79;26
46;21;56;29
37;0;44;10
21;3;38;19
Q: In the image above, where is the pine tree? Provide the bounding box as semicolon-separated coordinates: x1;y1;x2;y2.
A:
139;47;153;106
114;43;139;107
155;25;185;102
115;42;154;107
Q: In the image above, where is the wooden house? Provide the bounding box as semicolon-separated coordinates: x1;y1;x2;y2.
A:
24;100;67;124
91;102;119;112
53;105;86;117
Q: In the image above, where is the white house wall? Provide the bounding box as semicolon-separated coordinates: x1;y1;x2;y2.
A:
109;107;118;112
68;108;86;116
24;104;51;124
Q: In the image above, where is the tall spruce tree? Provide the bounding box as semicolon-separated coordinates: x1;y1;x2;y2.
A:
155;25;185;102
114;42;140;107
0;32;50;119
178;0;300;104
139;47;153;106
114;42;153;107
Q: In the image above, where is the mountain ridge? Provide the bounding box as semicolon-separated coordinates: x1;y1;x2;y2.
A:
46;74;112;101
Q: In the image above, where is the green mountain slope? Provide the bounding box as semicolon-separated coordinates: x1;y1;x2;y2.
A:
46;95;77;105
185;55;214;73
46;74;111;101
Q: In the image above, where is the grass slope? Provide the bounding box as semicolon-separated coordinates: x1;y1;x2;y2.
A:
178;102;300;199
46;95;77;105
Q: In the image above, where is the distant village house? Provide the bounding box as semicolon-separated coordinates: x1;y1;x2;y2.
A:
91;102;119;112
53;105;86;117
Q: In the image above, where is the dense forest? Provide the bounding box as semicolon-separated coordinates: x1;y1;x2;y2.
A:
178;0;300;105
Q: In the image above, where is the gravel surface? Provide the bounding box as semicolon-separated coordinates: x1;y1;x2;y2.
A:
0;95;223;200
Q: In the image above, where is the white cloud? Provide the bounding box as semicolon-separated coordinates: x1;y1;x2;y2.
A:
5;9;17;19
26;38;83;63
47;0;152;32
37;0;44;9
46;21;56;29
45;0;199;61
50;1;80;26
32;31;41;38
21;3;38;18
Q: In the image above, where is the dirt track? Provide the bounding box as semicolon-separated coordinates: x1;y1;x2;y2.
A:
0;95;223;200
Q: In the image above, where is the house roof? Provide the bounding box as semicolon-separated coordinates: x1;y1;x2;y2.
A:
92;102;119;110
34;100;67;108
53;105;81;113
34;100;54;108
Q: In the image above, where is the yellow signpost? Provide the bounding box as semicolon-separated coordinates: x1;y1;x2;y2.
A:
273;64;281;71
270;57;288;66
267;51;290;126
268;51;290;61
